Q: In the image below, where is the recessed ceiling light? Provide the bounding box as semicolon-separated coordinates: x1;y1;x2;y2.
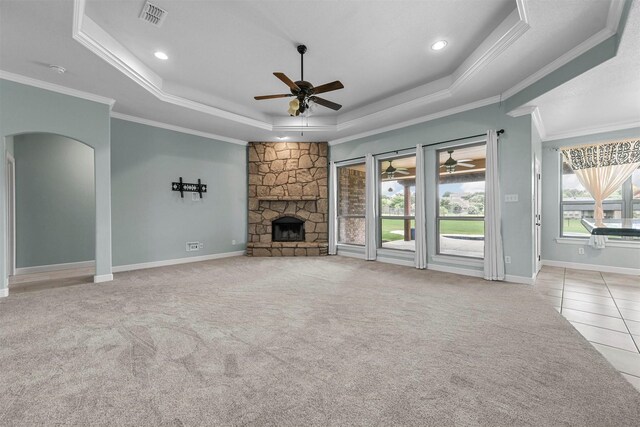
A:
276;136;289;141
49;64;66;74
431;40;448;51
154;51;168;60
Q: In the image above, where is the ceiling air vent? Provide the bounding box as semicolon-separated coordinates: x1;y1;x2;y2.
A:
139;1;167;27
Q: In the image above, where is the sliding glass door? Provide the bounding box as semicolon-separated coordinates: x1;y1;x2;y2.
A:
379;155;416;251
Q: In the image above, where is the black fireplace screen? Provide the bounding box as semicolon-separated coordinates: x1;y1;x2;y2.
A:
272;216;305;242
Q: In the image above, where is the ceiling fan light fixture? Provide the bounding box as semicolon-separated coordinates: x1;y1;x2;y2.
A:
431;40;448;51
443;150;457;173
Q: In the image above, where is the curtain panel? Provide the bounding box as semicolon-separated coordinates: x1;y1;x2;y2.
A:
365;154;377;260
484;129;505;281
328;161;338;255
414;144;427;269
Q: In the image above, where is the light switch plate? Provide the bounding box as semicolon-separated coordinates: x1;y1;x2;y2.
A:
505;194;519;202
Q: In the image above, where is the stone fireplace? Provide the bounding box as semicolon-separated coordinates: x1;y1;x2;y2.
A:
246;142;328;256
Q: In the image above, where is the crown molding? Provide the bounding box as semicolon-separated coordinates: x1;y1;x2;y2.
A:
531;107;546;140
72;0;271;131
329;96;501;146
542;118;640;142
449;5;530;92
506;104;546;139
0;70;116;108
72;0;530;138
337;1;530;132
110;112;247;145
501;0;624;101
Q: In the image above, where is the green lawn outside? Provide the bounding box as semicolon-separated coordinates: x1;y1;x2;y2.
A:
381;218;484;241
563;218;589;235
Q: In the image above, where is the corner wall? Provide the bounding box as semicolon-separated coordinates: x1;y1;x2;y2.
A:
110;118;247;267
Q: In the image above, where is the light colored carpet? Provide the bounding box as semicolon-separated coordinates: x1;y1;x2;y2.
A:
1;256;639;426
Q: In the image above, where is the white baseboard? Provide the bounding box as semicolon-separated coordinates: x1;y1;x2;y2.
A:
427;263;484;278
0;287;8;298
377;256;415;267
94;274;113;283
542;259;640;276
112;251;246;273
15;260;95;275
504;274;535;285
336;250;365;260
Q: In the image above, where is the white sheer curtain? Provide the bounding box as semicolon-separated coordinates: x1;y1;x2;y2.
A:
365;153;377;260
484;130;505;281
328;161;338;255
414;144;427;269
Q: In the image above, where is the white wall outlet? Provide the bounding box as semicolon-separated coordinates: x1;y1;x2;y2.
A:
504;255;512;264
578;247;585;255
198;242;204;250
504;194;519;203
232;239;237;245
191;192;200;201
186;241;200;252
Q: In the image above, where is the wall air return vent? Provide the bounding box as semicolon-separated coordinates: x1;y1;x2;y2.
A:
139;1;167;27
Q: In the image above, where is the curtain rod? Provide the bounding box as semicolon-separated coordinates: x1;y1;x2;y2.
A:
334;129;505;164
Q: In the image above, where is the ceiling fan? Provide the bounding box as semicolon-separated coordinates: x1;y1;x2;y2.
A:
381;160;410;179
254;45;344;116
440;150;475;173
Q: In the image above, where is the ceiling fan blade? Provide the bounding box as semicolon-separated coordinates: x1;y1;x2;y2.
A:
274;72;300;91
457;159;473;162
458;163;475;168
312;80;344;95
396;170;410;175
310;96;342;111
254;94;294;100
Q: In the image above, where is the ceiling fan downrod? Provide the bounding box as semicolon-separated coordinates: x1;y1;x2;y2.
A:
297;44;307;81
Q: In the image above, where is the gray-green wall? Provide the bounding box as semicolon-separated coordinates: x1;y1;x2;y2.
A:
1;78;112;289
14;134;95;268
542;127;640;270
110;119;247;267
331;103;535;280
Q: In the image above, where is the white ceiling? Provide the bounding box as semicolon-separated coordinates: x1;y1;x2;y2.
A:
0;0;634;144
529;0;640;141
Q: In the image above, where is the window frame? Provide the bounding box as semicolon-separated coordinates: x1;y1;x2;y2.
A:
559;157;638;240
435;141;487;259
377;153;416;252
336;159;367;247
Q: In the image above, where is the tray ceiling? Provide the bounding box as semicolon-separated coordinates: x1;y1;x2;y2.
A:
0;0;630;143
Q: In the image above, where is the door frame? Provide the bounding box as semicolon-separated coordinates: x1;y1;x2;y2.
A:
6;151;16;277
534;156;542;274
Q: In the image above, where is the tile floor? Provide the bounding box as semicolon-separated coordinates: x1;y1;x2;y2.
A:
534;266;640;392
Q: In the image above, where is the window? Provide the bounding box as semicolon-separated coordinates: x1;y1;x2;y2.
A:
379;155;416;251
437;143;486;258
560;160;633;238
337;163;366;245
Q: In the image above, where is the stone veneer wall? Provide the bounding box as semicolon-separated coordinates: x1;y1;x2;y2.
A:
338;168;366;245
246;142;328;256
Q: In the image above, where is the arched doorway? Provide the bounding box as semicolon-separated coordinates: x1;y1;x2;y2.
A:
8;133;95;282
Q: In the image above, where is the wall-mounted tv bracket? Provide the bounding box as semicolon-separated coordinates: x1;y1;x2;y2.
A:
172;177;207;198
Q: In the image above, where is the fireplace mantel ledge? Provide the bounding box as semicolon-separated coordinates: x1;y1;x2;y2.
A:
256;195;320;201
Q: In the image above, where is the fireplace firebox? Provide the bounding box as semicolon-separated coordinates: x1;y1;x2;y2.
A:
272;217;305;242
